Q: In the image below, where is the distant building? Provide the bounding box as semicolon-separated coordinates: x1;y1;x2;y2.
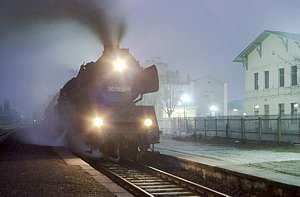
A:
173;82;194;118
3;100;10;114
227;99;245;116
234;30;300;116
0;100;20;124
141;57;182;119
141;58;228;118
143;57;181;84
190;76;227;116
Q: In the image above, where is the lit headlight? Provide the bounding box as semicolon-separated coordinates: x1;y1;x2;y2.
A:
113;59;126;72
93;117;103;128
144;118;153;127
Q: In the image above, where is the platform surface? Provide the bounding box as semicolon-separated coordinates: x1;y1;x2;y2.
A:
0;139;133;197
156;135;300;187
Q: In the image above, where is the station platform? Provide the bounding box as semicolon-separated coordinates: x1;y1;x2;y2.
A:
0;138;133;197
156;136;300;188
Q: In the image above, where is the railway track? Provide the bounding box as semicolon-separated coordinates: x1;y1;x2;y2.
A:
91;160;229;197
0;128;17;143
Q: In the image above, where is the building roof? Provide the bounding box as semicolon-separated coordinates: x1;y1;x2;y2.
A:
233;30;300;63
192;75;225;84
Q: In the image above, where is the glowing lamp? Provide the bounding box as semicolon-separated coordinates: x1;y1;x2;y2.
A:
210;105;218;112
93;117;103;128
113;59;126;72
144;118;153;127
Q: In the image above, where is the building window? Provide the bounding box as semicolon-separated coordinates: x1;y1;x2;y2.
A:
291;66;297;86
291;103;298;117
254;104;259;116
254;72;259;90
264;71;269;89
279;68;284;87
264;105;269;115
278;103;284;117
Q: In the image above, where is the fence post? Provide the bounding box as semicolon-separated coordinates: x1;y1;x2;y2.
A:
277;117;282;143
215;117;218;137
258;117;262;142
194;118;197;135
177;118;180;135
241;117;245;141
298;118;300;144
226;116;229;138
204;118;207;136
185;118;189;134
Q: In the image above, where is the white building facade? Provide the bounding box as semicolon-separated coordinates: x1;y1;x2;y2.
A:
234;30;300;117
140;58;228;118
191;76;227;116
140;57;182;119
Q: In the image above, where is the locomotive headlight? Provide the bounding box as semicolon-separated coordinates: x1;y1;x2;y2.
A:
113;59;126;72
144;118;153;127
93;117;103;128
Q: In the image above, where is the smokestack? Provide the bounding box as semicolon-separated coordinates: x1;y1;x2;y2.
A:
103;44;120;53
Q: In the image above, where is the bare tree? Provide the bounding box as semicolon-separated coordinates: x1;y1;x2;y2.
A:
158;83;182;118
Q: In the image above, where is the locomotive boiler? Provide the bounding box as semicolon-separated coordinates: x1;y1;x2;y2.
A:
50;45;160;161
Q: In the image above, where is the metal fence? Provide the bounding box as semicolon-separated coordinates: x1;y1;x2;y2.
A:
158;115;300;143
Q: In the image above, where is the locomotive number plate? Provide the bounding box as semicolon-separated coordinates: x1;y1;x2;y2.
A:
107;86;131;92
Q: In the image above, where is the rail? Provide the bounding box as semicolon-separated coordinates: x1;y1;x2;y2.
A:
92;160;229;197
0;128;18;143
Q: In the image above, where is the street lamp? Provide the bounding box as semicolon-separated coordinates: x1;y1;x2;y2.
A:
210;105;218;116
181;94;191;119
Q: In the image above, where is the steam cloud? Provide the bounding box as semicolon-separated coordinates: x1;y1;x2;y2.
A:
0;0;127;147
0;0;126;46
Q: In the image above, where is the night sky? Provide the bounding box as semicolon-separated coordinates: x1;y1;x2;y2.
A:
1;0;300;117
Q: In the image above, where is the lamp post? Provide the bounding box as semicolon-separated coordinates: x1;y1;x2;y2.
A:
210;105;218;116
180;94;191;134
181;94;191;119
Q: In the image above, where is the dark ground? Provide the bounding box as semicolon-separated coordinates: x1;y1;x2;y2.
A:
0;138;115;197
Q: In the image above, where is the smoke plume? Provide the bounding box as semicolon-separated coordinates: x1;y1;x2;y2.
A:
0;0;127;147
0;0;126;46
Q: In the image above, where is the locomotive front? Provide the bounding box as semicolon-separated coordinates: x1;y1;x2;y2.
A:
56;45;160;160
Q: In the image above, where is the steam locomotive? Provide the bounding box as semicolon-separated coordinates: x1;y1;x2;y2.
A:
47;45;160;161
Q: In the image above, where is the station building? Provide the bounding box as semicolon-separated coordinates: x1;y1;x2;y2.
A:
234;30;300;117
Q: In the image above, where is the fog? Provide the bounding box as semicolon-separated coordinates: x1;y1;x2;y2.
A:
1;22;100;117
0;0;128;147
0;0;126;117
2;0;300;146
